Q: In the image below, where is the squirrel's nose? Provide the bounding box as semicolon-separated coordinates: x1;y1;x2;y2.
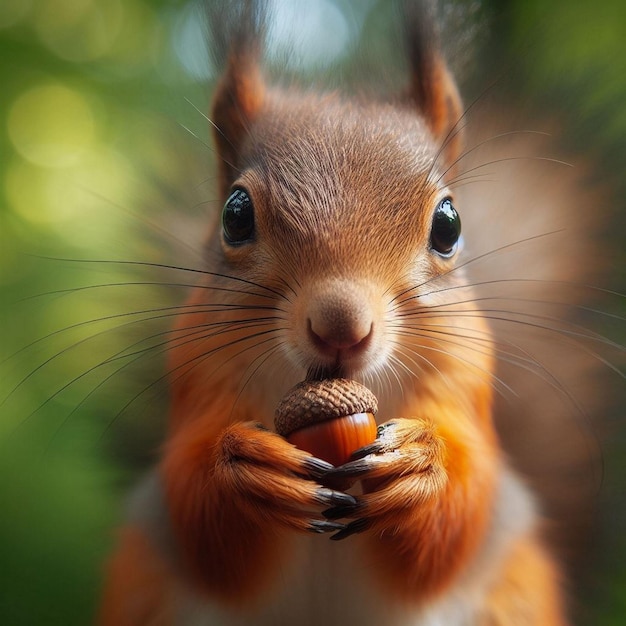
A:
308;317;374;355
306;282;374;357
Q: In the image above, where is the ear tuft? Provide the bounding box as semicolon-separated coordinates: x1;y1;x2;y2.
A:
403;0;463;163
207;1;267;197
212;53;265;196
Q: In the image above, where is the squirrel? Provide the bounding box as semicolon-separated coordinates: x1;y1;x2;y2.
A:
97;1;612;624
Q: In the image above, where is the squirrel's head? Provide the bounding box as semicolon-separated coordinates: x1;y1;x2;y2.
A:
177;0;486;409
213;93;468;382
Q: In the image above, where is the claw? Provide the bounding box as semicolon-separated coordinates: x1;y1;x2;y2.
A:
322;500;362;520
308;519;346;534
303;456;335;478
325;458;372;479
349;441;383;460
377;421;397;436
315;488;357;507
348;421;398;460
330;518;371;541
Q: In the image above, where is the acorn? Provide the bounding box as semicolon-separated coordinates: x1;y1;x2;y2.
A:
275;378;378;467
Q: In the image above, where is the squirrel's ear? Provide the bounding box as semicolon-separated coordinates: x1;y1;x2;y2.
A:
403;1;463;164
209;2;266;197
212;55;265;195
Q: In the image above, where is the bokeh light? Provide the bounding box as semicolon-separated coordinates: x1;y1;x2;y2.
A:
266;0;355;69
8;83;96;169
32;0;123;63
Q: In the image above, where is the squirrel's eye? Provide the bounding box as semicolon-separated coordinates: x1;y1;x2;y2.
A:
430;198;461;257
222;189;255;245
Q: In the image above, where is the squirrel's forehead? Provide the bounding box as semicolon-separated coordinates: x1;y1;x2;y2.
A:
235;101;445;235
252;127;437;193
250;153;438;254
252;97;438;170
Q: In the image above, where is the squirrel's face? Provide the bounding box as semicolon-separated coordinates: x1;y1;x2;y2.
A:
207;95;480;394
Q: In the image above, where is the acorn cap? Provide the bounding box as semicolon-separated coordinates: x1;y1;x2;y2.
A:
274;378;378;437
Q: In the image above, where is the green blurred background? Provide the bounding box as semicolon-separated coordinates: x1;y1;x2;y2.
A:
0;1;624;624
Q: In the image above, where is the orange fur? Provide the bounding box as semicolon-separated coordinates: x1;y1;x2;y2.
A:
98;526;174;626
163;418;326;603
360;381;499;601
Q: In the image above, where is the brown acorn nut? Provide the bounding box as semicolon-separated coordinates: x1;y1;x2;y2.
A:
274;378;378;467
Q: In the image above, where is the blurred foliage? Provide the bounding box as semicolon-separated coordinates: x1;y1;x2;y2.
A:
480;2;626;623
0;1;211;623
0;1;624;624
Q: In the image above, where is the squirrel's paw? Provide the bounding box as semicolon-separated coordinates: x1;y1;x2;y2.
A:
322;419;447;540
213;421;354;534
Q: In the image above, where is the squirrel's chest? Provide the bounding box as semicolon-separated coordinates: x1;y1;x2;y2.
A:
174;535;477;626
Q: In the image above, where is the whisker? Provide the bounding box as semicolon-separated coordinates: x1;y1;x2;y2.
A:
26;255;289;300
55;324;284;451
384;355;408;400
394;321;572;389
2;302;286;406
435;155;573;187
392;330;517;397
391;337;457;389
395;277;625;314
388;348;423;379
396;324;604;483
229;342;287;419
2;300;286;368
447;174;497;190
19;280;282;304
425;71;509;184
378;360;395;400
184;97;240;155
391;293;625;323
396;307;624;354
73;185;207;263
178;122;241;175
12;316;283;444
391;322;500;362
100;327;285;438
390;230;568;305
415;316;624;380
438;130;551;185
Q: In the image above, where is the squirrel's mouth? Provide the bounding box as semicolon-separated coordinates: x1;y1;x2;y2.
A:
306;363;348;381
304;349;382;383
